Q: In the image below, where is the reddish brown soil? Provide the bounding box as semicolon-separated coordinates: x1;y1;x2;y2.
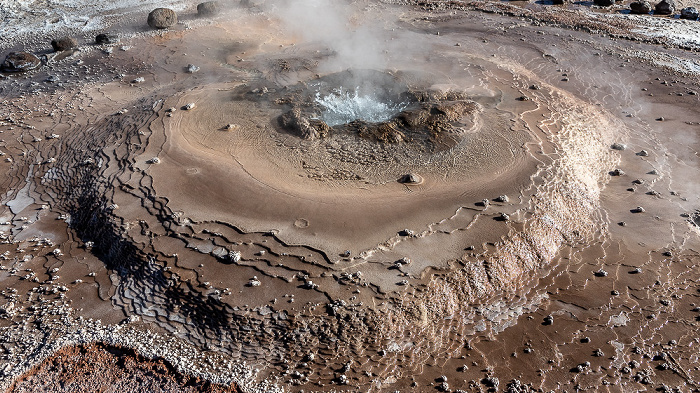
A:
7;343;240;393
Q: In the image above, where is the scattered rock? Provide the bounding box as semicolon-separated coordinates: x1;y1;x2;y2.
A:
610;168;625;176
543;315;554;325
398;173;423;184
595;269;608;277
594;348;605;357
186;64;200;73
636;150;649;156
654;0;675;15
51;36;78;52
680;7;699;19
228;250;241;262
146;157;160;164
132;77;145;84
495;195;509;203
247;276;261;287
95;33;119;44
632;206;645;213
197;1;220;16
398;229;414;236
611;142;626;150
1;52;42;72
630;0;653;13
148;8;178;29
183;103;196;110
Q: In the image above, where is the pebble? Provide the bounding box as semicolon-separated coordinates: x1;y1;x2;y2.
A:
495;195;509;203
611;143;626;150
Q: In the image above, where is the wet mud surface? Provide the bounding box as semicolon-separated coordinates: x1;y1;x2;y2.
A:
0;0;699;392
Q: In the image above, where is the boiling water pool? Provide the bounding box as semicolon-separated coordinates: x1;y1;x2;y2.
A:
315;87;408;126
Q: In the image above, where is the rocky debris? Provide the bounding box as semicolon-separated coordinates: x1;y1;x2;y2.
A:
630;0;653;14
223;124;239;131
593;348;605;357
148;8;178;29
95;33;119;44
51;36;78;52
1;52;42;72
632;206;645;213
302;280;318;290
132;77;145;84
680;7;699;19
398;173;423;184
654;0;675;15
611;142;626;150
594;0;615;6
636;150;649;156
228;250;241;262
247;276;261;287
495;195;509;203
610;168;625;176
543;315;554;325
279;107;330;140
186;64;200;73
197;1;220;16
595;269;608;277
183;103;196;110
398;229;414;236
146;157;161;164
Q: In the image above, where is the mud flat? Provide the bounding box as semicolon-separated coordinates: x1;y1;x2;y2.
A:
0;0;699;392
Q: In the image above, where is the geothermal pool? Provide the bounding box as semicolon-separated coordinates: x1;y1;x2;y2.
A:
0;0;699;392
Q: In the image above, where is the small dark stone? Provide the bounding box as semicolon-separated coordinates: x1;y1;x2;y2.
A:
680;7;699;19
655;0;675;15
95;33;119;45
398;173;423;184
630;0;653;13
148;8;178;29
197;1;220;16
1;52;42;72
51;36;78;52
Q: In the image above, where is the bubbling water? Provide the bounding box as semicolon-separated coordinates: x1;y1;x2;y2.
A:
315;87;408;126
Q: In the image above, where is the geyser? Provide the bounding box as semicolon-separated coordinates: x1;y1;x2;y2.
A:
315;87;408;126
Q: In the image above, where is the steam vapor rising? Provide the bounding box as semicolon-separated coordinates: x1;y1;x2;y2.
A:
269;0;390;71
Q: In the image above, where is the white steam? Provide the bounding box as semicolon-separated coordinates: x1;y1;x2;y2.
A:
268;0;393;71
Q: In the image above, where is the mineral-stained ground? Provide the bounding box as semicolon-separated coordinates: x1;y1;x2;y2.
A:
0;0;699;392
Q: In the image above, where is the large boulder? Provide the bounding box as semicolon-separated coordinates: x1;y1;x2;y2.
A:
51;36;78;52
594;0;615;6
680;6;699;19
654;0;675;14
630;0;653;13
147;8;178;29
1;52;42;72
197;1;220;16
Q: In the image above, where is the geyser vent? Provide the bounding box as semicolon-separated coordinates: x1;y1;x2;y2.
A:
315;87;408;126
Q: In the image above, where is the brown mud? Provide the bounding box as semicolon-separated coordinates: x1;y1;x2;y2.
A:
0;0;698;392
